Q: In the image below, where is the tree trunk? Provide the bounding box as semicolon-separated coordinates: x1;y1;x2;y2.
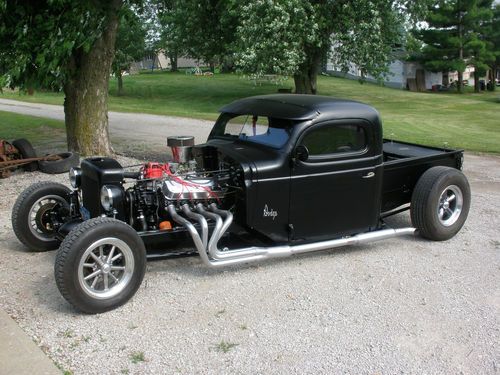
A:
491;66;497;92
474;70;480;93
170;52;178;72
294;71;318;94
457;70;463;93
63;1;121;156
294;48;322;94
458;17;463;94
117;71;123;96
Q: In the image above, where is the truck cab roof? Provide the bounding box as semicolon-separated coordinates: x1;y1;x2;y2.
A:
219;94;380;123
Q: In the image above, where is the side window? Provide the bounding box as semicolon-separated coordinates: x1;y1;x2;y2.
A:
301;124;367;156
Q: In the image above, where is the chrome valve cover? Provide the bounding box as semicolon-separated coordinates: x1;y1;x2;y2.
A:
162;177;216;200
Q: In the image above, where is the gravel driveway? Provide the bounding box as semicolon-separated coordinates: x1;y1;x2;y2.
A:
0;153;499;375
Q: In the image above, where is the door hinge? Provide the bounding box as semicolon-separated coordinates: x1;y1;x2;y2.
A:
288;223;295;240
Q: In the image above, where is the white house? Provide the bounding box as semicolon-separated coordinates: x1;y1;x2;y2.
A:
326;56;479;91
130;52;200;73
326;59;445;90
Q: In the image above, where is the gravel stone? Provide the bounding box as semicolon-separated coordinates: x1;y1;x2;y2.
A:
0;153;498;374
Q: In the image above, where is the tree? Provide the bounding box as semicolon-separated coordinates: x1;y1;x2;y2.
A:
157;0;238;72
236;0;320;92
485;4;500;91
156;0;183;71
467;32;494;92
415;0;493;93
0;0;124;155
466;0;494;92
113;7;146;96
156;0;422;93
235;0;424;94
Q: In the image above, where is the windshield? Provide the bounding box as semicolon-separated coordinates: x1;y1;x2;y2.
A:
210;114;294;149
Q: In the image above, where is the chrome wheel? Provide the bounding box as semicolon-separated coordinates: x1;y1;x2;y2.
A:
437;185;463;227
28;195;67;241
78;238;135;300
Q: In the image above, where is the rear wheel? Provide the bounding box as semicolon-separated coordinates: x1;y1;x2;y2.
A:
54;217;146;314
12;182;70;251
411;166;471;241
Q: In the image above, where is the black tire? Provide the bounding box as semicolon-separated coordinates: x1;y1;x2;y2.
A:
11;182;71;251
411;166;471;241
54;217;147;314
38;152;79;174
12;138;38;172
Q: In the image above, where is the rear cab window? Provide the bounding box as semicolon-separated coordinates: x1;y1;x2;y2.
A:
210;114;295;149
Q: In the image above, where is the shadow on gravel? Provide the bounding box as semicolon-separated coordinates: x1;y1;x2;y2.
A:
137;211;425;279
6;237;32;254
27;251;90;316
35;233;426;315
146;234;423;280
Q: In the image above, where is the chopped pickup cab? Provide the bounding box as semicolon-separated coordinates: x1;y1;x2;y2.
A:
12;95;471;313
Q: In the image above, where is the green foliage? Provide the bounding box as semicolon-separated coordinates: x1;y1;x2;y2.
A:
135;0;162;52
484;3;500;87
415;0;494;77
0;1;112;90
158;0;238;69
332;0;405;80
157;0;426;87
155;0;184;67
236;0;427;81
492;5;500;60
113;7;147;74
236;0;317;77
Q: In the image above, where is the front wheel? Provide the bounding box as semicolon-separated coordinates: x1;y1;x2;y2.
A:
411;166;471;241
11;182;71;251
54;217;147;314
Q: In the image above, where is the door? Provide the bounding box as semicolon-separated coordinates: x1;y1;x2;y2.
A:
289;120;383;241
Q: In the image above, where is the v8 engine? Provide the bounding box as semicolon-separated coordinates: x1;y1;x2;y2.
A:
85;136;243;234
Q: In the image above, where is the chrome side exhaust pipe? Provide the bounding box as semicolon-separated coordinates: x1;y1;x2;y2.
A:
168;204;417;268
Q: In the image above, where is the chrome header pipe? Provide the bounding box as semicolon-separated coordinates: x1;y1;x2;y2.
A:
195;203;223;258
167;204;210;265
196;204;263;260
169;204;417;268
209;204;233;237
181;204;208;251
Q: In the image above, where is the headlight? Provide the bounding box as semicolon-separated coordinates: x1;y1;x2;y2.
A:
100;185;121;212
69;167;82;188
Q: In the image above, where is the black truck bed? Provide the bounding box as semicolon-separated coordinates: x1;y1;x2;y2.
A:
383;140;447;159
381;139;463;213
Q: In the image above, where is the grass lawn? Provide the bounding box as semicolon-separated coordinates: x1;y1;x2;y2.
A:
0;110;65;141
1;71;499;153
0;110;67;154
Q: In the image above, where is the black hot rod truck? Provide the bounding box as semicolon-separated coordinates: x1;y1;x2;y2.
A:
11;95;471;313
